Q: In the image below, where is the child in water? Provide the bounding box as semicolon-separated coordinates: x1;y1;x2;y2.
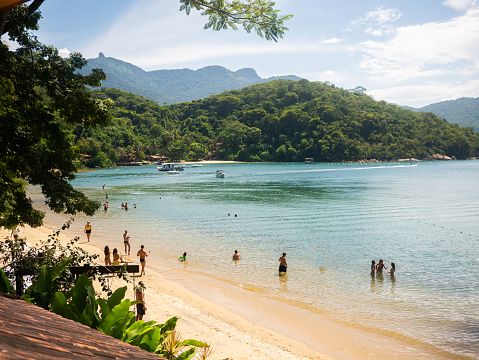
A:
371;260;376;276
178;252;187;261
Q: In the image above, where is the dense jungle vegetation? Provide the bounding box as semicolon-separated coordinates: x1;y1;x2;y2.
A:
71;79;479;167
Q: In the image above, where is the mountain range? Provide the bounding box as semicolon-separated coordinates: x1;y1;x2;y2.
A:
82;54;479;131
80;53;301;105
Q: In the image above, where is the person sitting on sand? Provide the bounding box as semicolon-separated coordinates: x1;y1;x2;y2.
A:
376;259;388;273
123;230;131;256
371;260;376;276
137;245;149;276
112;248;122;265
232;250;241;261
104;246;111;266
388;262;396;276
135;281;146;321
178;252;187;261
279;252;288;274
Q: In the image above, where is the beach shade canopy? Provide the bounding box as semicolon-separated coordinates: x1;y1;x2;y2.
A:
0;292;165;359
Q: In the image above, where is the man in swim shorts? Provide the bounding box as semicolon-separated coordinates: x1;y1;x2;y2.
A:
123;230;131;256
84;221;92;242
279;252;287;274
135;281;146;321
137;245;148;276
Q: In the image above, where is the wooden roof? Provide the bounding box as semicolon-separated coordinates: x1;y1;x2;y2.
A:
0;292;164;359
0;0;30;12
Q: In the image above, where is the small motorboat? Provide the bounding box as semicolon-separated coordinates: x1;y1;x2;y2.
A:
191;163;203;168
216;170;225;178
167;170;180;175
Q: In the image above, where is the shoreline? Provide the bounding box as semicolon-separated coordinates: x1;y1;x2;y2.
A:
1;223;461;360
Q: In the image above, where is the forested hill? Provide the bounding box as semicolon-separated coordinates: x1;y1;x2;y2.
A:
411;97;479;131
76;80;479;167
80;54;301;104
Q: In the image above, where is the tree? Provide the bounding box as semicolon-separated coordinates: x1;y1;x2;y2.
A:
0;6;112;228
0;1;291;228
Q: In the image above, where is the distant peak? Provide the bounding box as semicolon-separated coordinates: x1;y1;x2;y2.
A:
98;52;105;58
235;68;259;79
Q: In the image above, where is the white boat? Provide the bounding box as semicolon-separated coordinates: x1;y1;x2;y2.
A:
191;163;203;168
158;163;185;171
166;170;180;175
216;170;225;178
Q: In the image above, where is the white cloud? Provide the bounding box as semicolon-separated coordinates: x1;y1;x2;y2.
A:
357;7;479;81
323;37;345;44
442;0;477;11
58;48;71;58
369;79;479;107
349;7;402;36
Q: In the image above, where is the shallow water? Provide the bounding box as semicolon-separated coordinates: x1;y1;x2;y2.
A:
39;161;479;359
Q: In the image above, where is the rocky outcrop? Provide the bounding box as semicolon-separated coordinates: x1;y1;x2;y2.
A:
427;153;455;161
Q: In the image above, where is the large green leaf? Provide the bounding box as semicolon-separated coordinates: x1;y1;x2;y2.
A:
50;291;68;317
100;299;131;335
109;311;135;340
0;269;14;295
159;316;178;334
107;286;127;309
176;347;197;360
97;298;110;322
70;273;89;314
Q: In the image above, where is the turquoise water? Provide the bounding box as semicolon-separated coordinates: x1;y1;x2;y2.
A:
44;161;479;358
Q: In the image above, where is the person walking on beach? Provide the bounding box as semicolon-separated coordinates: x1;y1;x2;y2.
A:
279;252;288;274
11;226;20;240
84;221;92;242
178;252;187;261
135;281;146;321
233;250;241;261
371;260;376;276
123;230;131;256
376;259;388;273
137;245;148;276
104;246;111;266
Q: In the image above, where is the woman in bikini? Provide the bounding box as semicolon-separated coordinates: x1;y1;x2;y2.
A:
104;246;111;265
371;260;376;276
112;248;121;265
376;259;388;273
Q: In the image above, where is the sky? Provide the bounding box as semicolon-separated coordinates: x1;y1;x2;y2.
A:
28;0;479;107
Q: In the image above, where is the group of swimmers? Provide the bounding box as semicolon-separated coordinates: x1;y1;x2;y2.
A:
120;202;136;210
371;259;395;276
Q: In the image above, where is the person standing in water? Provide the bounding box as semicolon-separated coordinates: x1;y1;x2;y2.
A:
279;252;288;274
376;259;388;273
84;221;92;242
137;245;149;276
232;250;241;260
371;260;376;276
388;262;396;276
123;230;131;256
135;281;146;321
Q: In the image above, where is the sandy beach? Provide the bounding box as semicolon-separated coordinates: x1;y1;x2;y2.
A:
1;222;459;360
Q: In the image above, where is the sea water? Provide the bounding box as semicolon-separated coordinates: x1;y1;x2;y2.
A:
39;161;479;358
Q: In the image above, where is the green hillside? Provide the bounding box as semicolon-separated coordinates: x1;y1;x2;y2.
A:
71;80;479;167
417;97;479;131
80;54;301;104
